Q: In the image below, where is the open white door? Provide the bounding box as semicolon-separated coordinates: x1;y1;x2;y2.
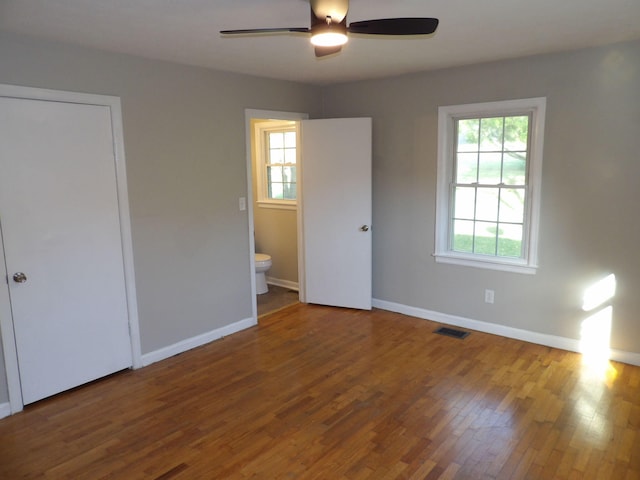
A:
300;118;372;310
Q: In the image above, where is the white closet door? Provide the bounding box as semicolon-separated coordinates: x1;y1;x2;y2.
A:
0;96;132;404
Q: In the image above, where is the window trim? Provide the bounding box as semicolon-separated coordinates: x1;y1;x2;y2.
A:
254;120;298;210
434;97;546;274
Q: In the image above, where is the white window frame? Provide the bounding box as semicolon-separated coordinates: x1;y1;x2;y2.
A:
254;120;299;210
434;97;546;274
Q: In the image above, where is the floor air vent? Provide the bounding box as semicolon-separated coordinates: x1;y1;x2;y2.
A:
434;326;470;339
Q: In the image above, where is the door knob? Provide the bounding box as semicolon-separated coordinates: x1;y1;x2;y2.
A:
12;272;27;283
359;225;370;232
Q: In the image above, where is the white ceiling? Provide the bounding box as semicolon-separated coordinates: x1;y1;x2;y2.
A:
1;0;639;85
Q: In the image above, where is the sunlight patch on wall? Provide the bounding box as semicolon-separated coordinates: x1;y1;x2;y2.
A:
579;274;617;381
582;273;616;312
580;306;615;377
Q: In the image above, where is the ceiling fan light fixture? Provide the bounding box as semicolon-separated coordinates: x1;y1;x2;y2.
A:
310;17;348;47
311;31;348;47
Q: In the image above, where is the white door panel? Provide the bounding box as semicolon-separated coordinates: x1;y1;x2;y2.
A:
301;118;372;310
0;97;132;404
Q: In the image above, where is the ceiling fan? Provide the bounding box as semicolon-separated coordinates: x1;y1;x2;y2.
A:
220;0;439;57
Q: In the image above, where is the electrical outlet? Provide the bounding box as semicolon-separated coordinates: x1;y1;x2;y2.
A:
484;289;495;304
239;197;246;211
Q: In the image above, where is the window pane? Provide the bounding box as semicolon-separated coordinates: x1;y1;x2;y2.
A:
502;152;527;185
269;149;284;164
457;119;479;152
452;219;474;253
478;152;502;184
267;165;283;183
475;188;499;222
504;116;529;151
497;223;523;257
259;126;298;204
284;148;296;164
269;182;283;199
284;131;296;148
284;166;296;183
269;132;284;149
479;117;504;152
282;183;296;200
474;221;498;255
499;188;525;223
456;153;478;183
454;187;476;219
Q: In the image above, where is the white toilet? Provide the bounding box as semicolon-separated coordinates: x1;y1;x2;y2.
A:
255;253;272;295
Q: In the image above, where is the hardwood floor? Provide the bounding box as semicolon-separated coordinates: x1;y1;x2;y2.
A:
1;304;639;479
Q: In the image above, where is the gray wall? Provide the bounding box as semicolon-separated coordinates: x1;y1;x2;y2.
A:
0;33;321;403
250;120;299;285
321;40;640;354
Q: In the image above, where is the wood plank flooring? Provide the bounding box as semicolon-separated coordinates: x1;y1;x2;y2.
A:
0;303;639;479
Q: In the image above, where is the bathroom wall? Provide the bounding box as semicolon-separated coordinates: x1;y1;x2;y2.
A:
250;119;299;287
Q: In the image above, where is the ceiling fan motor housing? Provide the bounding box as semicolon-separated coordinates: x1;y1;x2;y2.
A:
310;12;348;47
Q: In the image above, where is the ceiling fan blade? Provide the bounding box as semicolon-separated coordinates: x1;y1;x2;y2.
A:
347;18;438;36
315;45;343;57
220;27;310;35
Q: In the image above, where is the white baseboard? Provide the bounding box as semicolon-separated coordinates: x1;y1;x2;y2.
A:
0;402;11;420
372;298;640;367
141;317;257;367
266;277;299;291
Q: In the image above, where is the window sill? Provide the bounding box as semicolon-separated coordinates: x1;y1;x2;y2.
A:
257;201;297;211
433;252;537;275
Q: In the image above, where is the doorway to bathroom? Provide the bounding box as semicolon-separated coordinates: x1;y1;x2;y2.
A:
247;110;308;317
245;109;373;321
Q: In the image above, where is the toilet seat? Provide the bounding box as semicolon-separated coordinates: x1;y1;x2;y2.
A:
255;253;271;263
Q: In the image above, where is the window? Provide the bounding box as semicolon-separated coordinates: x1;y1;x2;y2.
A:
254;120;298;209
435;98;546;274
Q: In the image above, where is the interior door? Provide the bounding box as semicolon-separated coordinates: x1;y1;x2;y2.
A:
0;96;133;404
300;118;372;309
